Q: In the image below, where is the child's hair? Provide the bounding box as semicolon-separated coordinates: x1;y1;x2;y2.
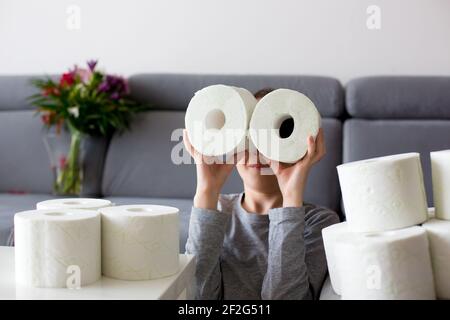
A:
254;87;294;138
254;87;275;99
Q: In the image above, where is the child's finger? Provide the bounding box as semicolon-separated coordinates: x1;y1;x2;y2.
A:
235;150;247;165
268;159;280;174
306;135;317;159
313;129;326;162
269;158;291;174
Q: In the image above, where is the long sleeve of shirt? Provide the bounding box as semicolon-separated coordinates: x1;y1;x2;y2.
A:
185;207;230;300
261;207;310;299
262;206;339;299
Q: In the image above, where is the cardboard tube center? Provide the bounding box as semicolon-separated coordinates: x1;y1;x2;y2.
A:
205;109;226;130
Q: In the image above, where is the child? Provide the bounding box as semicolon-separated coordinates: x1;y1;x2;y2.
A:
184;88;339;300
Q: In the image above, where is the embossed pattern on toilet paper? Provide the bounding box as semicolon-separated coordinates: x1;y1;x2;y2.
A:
337;153;428;232
423;219;450;299
431;150;450;220
185;85;256;157
336;227;435;300
249;88;321;163
101;205;180;281
15;209;101;288
322;222;348;295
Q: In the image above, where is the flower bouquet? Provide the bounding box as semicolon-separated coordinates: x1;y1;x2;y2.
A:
29;60;149;195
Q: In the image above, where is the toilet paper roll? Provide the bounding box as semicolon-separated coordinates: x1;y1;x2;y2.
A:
100;205;180;280
337;153;428;232
422;219;450;299
335;226;435;300
322;208;436;295
249;89;321;163
322;222;348;295
14;209;101;288
36;198;112;210
324;208;434;297
428;207;435;219
431;150;450;220
185;85;257;157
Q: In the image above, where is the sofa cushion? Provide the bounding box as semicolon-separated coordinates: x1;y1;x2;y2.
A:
0;111;108;196
0;193;58;246
346;76;450;119
102;111;342;213
0;111;53;193
129;74;344;117
343;119;450;207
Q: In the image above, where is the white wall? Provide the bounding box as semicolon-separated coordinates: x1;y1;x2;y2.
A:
1;0;449;82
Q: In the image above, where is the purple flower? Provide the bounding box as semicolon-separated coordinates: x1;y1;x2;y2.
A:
98;74;128;98
87;60;98;72
98;81;110;93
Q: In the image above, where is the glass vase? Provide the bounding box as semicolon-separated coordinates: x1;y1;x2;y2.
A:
43;125;85;196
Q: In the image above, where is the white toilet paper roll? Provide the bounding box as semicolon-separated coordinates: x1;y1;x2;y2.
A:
431;150;450;220
428;207;436;219
324;208;434;297
335;226;435;300
337;153;428;232
249;89;321;163
100;205;180;280
422;219;450;299
185;85;257;157
322;222;348;295
14;209;101;288
36;198;112;210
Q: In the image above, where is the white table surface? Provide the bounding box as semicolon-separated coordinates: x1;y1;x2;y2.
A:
0;246;196;300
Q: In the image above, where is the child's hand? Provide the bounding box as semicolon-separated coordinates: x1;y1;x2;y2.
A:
183;129;236;210
269;128;326;208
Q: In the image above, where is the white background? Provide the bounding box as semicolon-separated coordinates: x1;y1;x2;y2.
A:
1;0;449;82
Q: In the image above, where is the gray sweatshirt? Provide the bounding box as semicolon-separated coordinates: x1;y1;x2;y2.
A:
185;193;339;300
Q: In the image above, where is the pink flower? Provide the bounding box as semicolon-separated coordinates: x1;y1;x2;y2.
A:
75;68;92;84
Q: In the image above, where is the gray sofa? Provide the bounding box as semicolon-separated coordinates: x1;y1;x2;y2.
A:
1;74;450;299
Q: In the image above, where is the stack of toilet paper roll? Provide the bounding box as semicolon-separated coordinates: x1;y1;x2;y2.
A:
323;153;430;299
423;150;450;299
14;198;180;288
324;150;450;300
185;85;321;163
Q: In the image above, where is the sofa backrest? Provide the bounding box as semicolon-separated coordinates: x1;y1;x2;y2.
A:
344;76;450;207
126;74;344;116
346;76;450;119
0;76;53;193
4;74;448;215
102;74;345;212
